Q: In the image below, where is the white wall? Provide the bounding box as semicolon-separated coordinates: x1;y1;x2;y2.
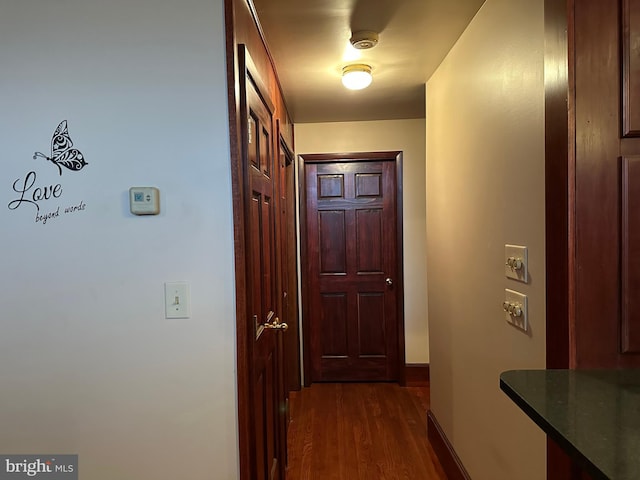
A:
295;119;428;363
426;0;546;479
0;1;239;479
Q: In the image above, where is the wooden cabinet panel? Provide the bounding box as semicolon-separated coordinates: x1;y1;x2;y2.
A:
545;0;640;476
572;0;640;368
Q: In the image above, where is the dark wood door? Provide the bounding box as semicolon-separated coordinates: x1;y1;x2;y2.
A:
241;52;285;480
302;155;402;383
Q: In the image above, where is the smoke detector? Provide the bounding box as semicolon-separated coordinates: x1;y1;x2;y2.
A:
350;31;379;50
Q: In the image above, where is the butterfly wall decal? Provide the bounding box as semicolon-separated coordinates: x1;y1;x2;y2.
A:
33;120;88;176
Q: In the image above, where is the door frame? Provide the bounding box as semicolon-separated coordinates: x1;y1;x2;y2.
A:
298;151;406;386
544;1;576;476
277;131;302;393
544;0;573;371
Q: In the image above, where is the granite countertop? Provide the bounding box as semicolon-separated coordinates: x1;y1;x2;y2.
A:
500;369;640;480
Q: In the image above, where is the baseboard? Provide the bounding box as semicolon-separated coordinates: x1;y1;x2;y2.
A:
404;363;430;386
427;410;471;480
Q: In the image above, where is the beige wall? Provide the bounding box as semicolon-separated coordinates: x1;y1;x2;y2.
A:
295;119;429;363
426;0;546;479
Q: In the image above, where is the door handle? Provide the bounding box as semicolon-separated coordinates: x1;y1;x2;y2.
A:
264;317;289;331
385;277;393;286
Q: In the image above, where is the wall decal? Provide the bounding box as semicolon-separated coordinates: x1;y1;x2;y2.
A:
33;120;87;176
7;120;89;225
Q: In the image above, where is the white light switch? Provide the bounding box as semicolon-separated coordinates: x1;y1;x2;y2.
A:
503;289;528;332
505;244;528;283
165;282;190;319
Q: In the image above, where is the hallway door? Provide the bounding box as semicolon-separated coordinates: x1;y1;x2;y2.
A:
239;47;286;480
301;152;404;383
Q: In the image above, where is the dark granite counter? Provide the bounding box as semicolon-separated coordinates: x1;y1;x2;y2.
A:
500;369;640;480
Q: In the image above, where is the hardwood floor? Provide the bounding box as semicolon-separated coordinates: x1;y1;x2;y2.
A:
286;383;447;480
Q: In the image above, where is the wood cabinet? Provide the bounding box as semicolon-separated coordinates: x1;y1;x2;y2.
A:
546;0;640;477
571;0;640;367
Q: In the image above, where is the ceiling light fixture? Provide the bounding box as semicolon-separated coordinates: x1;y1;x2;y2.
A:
342;64;373;90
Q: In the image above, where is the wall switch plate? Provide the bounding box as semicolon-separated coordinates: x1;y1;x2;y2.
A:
505;244;528;283
129;187;160;215
165;282;190;319
504;289;528;332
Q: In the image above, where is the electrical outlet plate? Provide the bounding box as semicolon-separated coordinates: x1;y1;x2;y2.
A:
165;282;190;319
505;244;528;283
505;288;528;332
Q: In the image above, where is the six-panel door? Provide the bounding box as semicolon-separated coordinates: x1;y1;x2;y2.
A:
305;160;399;382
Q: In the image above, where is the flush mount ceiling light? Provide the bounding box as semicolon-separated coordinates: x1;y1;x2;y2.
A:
342;64;373;90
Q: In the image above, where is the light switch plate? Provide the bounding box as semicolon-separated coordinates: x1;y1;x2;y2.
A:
129;187;160;215
505;244;528;283
165;282;190;319
504;288;528;332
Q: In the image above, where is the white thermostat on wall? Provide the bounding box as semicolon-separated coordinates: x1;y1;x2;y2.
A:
129;187;160;215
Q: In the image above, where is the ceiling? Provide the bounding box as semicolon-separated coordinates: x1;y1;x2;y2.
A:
252;0;486;123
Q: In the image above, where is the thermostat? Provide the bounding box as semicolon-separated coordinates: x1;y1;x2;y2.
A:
129;187;160;215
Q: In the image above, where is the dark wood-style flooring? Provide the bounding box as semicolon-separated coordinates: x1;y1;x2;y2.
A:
286;383;447;480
